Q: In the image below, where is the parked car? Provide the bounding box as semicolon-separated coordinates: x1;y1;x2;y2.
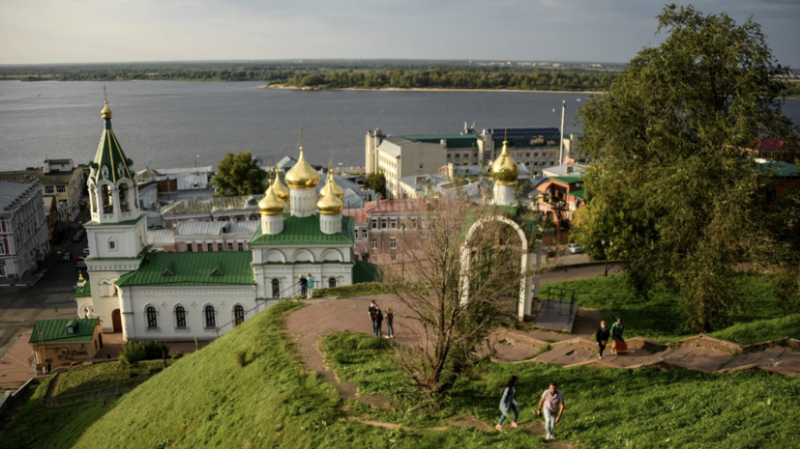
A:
567;243;583;254
73;257;87;269
61;252;72;262
82;248;91;257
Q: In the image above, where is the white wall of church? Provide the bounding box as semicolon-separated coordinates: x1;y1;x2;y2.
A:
87;217;148;259
253;262;353;298
119;285;258;341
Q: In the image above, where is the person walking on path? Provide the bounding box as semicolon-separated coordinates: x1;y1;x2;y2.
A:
537;382;565;440
368;300;379;335
596;320;610;359
374;308;384;339
306;273;315;299
496;376;520;431
298;275;307;299
611;317;626;355
385;308;395;339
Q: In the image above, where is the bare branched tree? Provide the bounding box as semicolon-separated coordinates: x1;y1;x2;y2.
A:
380;197;536;396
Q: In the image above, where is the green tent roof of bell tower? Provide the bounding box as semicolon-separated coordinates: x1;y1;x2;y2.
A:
89;101;134;184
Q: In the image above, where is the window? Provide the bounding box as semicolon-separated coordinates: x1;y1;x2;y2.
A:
410;218;417;228
372;239;378;250
455;154;460;159
0;266;5;278
0;242;5;255
391;253;397;262
119;183;129;212
361;230;368;239
534;153;539;158
108;240;116;250
227;243;233;251
381;218;387;229
272;279;281;298
390;218;397;229
90;187;98;213
217;243;223;252
102;185;113;213
175;306;187;329
371;218;377;229
56;185;66;194
447;154;451;159
526;152;530;157
146;306;158;329
328;278;337;288
234;305;245;326
208;242;214;252
44;186;55;194
390;238;397;249
204;305;216;328
238;242;244;251
187;243;193;252
197;243;203;252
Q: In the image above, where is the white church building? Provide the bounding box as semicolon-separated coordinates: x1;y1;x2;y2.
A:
77;101;372;341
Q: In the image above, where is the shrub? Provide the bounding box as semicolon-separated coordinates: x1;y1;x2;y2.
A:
235;350;246;367
120;340;170;366
170;349;184;360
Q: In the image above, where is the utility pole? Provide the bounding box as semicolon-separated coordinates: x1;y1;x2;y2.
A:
559;99;566;165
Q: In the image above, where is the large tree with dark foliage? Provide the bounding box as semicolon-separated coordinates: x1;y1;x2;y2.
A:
212;151;266;197
575;4;796;332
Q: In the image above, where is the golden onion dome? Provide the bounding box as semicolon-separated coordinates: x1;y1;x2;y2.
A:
490;140;519;186
258;183;285;216
272;167;290;202
101;101;113;119
319;171;345;199
317;182;344;215
285;147;320;189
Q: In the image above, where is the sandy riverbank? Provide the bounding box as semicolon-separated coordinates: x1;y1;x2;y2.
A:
259;84;606;95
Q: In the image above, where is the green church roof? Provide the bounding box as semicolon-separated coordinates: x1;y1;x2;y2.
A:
250;215;355;246
89;103;135;184
29;319;99;344
116;252;255;288
75;281;92;298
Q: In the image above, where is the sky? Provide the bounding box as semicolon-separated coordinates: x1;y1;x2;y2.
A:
0;0;798;67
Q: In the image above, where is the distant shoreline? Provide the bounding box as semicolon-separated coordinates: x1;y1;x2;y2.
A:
259;84;607;95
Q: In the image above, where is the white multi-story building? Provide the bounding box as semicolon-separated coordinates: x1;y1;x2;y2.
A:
0;180;50;279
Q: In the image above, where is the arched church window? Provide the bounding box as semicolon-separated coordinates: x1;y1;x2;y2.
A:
90;186;98;213
272;279;281;298
175;306;187;329
119;183;130;212
234;305;245;326
204;305;216;328
146;306;158;329
328;277;337;288
101;185;113;214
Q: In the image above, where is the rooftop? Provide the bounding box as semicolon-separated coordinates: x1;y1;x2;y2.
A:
249;214;355;246
756;161;799;177
161;195;263;216
116;252;256;287
147;229;176;246
29;319;98;344
174;220;259;237
485;127;561;147
0;180;40;211
0;168;77;186
550;175;584;185
400;134;482;149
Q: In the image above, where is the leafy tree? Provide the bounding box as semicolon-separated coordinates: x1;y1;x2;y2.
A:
365;171;387;199
756;188;800;313
212;151;267;197
576;5;795;332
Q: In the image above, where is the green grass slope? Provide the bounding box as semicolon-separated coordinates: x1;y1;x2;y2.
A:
0;302;542;449
544;272;800;343
325;331;800;449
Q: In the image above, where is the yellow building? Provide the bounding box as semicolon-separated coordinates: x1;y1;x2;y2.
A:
0;159;84;223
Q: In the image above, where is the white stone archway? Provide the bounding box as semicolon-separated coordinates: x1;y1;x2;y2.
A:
460;216;540;321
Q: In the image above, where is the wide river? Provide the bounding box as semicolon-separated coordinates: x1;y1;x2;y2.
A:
1;81;799;171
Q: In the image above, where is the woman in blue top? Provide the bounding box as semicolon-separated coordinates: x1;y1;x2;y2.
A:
495;376;520;431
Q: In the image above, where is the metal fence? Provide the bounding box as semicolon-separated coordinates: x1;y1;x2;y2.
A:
541;286;577;316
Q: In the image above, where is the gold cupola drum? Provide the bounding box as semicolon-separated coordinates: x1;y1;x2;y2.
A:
285;145;321;217
259;174;286;235
317;178;344;234
490;138;519;206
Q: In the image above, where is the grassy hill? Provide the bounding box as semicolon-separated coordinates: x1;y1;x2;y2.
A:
2;287;799;449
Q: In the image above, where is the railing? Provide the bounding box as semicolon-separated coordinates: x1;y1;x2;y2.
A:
542;286;577;317
213;282;302;337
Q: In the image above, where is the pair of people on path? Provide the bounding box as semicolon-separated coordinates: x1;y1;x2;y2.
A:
298;274;315;299
496;377;565;441
596;317;625;358
368;300;394;339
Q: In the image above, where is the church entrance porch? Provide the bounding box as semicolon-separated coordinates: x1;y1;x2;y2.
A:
111;309;122;333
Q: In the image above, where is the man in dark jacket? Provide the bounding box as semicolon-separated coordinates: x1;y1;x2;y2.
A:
299;275;307;299
596;320;610;359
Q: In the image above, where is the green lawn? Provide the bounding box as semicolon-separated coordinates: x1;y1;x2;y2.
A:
324;331;800;449
543;272;799;343
0;302;542;449
52;359;174;398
